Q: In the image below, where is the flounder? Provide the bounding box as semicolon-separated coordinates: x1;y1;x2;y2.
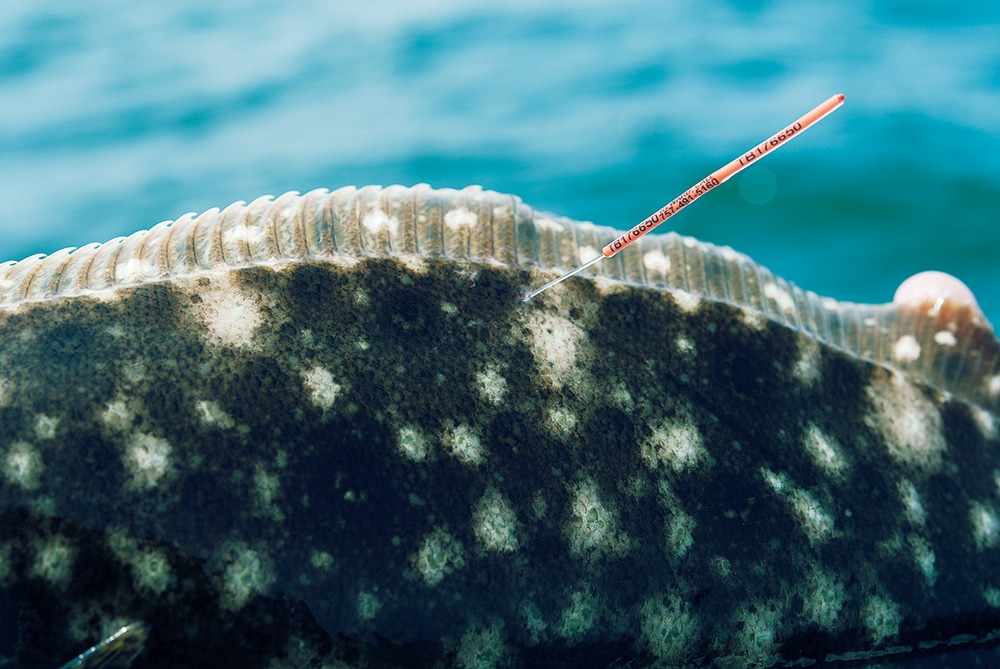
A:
0;184;997;668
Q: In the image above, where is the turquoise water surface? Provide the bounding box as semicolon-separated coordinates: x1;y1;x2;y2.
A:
0;1;997;321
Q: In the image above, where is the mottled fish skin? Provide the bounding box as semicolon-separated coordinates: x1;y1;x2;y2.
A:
0;185;998;668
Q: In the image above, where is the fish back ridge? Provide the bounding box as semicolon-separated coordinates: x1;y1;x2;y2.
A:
1;184;997;412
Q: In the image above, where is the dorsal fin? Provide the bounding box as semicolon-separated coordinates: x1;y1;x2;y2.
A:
1;184;997;413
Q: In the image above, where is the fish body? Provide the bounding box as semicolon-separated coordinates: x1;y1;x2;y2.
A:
0;185;998;667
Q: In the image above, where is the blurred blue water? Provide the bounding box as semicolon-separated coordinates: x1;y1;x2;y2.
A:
0;1;997;321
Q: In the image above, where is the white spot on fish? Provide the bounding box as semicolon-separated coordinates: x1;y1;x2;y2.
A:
666;509;696;560
476;366;507;405
456;619;508;669
222;223;265;247
892;335;921;363
101;399;135;432
195;400;235;429
577;245;599;264
473;487;520;553
522;602;547;644
566;478;628;558
123;432;173;490
534;215;564;233
34;414;58;440
546;406;577;439
310;551;333;571
362;209;399;236
32;537;74;587
674;335;695;358
218;542;275;610
641;412;709;474
3;441;43;490
643;249;671;276
444;208;477;232
971;406;998;441
192;276;262;348
253;464;285;522
933;330;957;347
740;309;768;331
863;594;901;645
897;480;926;526
762;468;835;545
801;566;845;631
803;424;847;478
657;481;695;559
671;290;701;313
357;590;382;622
721;247;740;263
108;531;174;595
521;312;585;390
971;501;999;550
865;372;946;472
412;527;465;586
793;336;822;387
908;533;937;586
123;361;146;384
115;256;155;284
763;282;795;314
709;555;731;579
302;366;341;411
444;423;485;466
396;425;429;462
